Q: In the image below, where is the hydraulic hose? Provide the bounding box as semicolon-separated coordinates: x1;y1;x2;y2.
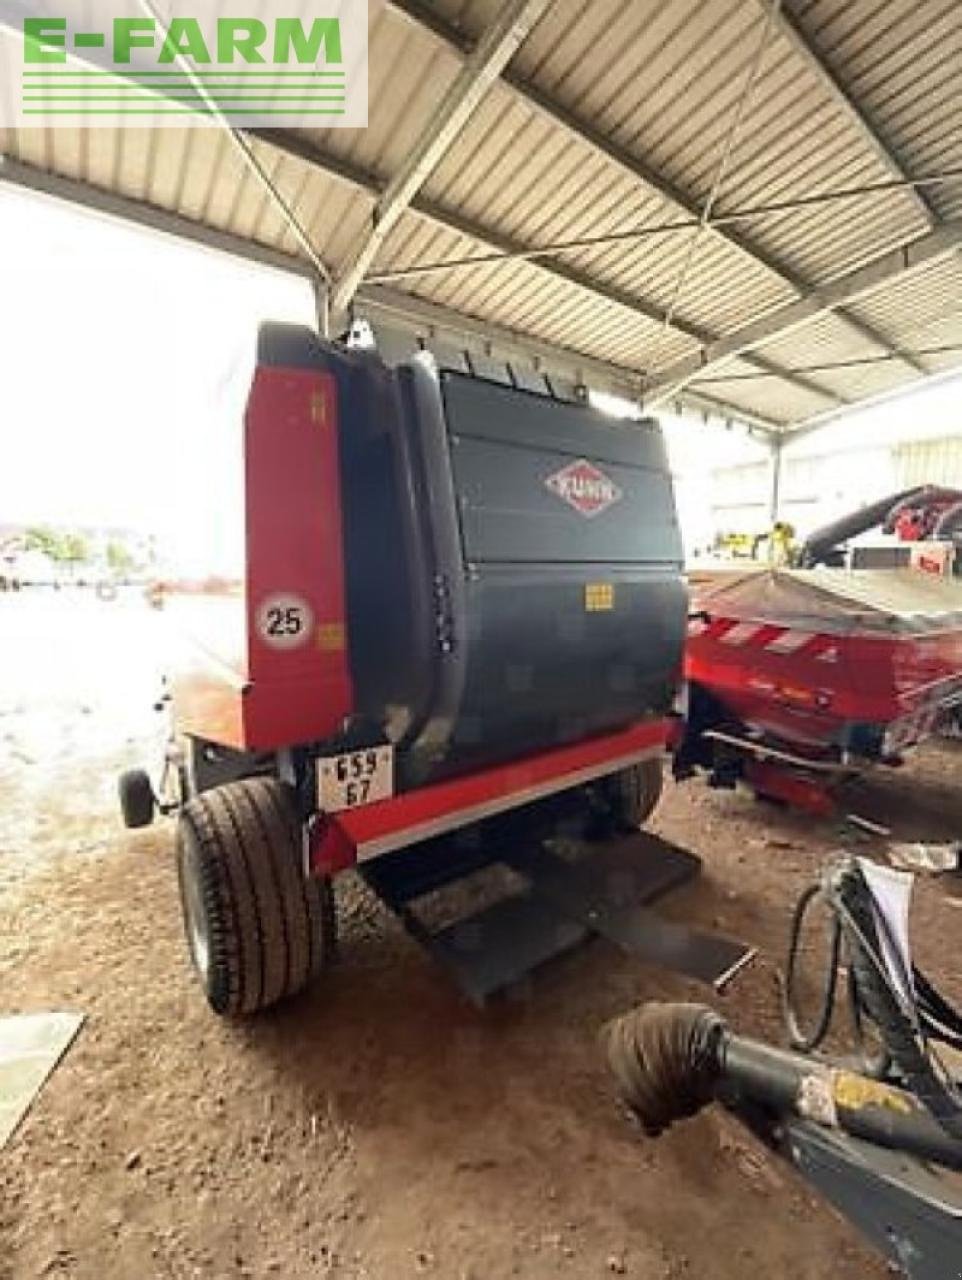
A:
882;486;962;535
782;881;841;1053
782;873;889;1078
781;858;962;1136
931;498;962;540
831;861;962;1139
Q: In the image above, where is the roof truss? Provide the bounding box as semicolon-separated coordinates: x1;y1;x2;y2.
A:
331;0;553;316
0;152;778;435
760;0;938;229
257;129;847;414
642;221;962;407
386;0;927;377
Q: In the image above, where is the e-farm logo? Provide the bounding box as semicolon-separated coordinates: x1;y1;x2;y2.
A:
1;1;367;127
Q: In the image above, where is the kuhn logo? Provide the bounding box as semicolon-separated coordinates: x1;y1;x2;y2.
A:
545;459;622;518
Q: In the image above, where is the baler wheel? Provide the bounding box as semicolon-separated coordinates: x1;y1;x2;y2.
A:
119;769;155;829
175;777;335;1016
609;757;664;830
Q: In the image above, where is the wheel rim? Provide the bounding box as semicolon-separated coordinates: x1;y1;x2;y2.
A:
181;836;211;981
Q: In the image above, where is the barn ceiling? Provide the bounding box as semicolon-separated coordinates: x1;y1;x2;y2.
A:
2;0;960;433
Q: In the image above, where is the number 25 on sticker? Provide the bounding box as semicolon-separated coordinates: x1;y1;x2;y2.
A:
256;593;314;651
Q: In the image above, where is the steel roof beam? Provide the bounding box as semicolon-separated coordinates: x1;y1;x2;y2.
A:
642;220;962;407
761;1;939;229
330;0;553;316
387;0;923;376
0;152;317;280
0;152;780;434
254;128;846;412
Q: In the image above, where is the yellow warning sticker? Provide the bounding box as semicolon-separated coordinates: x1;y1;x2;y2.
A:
316;623;346;652
585;582;615;612
310;391;328;426
832;1070;913;1115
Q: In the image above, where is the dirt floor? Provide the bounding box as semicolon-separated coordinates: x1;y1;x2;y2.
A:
3;591;962;1279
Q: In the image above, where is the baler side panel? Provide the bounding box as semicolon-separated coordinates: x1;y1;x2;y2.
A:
242;365;353;750
251;326;438;753
397;359;472;784
435;372;687;775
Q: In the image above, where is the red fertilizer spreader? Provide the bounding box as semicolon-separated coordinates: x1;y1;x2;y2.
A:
677;569;962;813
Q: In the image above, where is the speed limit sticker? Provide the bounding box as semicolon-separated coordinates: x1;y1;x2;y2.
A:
256;593;314;651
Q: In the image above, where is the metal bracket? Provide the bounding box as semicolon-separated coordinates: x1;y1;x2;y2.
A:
782;1119;962;1279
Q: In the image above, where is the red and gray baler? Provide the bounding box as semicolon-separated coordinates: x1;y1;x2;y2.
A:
120;322;708;1015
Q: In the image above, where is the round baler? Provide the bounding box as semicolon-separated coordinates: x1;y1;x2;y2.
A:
121;323;687;1014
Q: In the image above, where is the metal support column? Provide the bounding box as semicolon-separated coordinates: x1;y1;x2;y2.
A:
313;278;331;339
769;436;783;528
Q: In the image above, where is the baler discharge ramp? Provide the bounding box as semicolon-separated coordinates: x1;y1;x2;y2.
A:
363;830;753;1005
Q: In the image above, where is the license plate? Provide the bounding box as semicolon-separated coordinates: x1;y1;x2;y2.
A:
317;745;394;812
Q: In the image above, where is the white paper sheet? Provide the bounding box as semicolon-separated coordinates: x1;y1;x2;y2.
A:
856;858;915;1007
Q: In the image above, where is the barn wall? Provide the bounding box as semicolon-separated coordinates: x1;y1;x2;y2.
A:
893;437;962;490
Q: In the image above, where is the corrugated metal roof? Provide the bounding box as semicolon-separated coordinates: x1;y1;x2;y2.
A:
1;0;960;434
850;256;962;362
794;0;962;222
681;355;839;427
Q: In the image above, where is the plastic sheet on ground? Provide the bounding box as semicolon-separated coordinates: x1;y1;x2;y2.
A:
0;1011;84;1147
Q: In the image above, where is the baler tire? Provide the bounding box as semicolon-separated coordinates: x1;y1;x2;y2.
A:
611;758;664;830
175;777;335;1017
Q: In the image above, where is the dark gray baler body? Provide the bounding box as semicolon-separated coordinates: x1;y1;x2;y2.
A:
257;325;687;788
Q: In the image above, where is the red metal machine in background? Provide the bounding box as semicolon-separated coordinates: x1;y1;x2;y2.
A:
678;487;962;814
121;323;750;1015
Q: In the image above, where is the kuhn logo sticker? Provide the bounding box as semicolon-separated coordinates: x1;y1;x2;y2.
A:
545;459;622;518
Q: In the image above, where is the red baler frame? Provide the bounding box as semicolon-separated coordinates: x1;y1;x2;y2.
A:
309;717;669;875
171;363;353;752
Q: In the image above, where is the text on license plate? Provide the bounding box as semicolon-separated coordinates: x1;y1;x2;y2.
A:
317;746;394;812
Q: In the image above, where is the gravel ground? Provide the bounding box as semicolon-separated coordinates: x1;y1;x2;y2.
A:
3;591;961;1279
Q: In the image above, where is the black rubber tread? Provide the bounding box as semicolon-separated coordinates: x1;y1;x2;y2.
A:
218;783;290;1009
118;769;154;829
204;784;271;1013
175;778;334;1016
177;798;246;1013
614;758;664;829
260;781;336;979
